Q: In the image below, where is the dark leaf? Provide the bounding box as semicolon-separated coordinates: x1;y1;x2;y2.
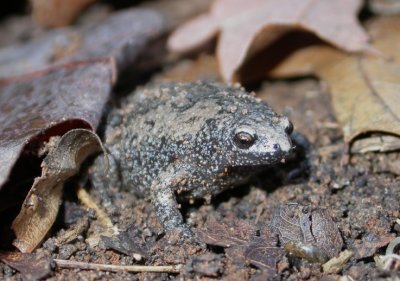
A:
311;208;344;258
200;215;283;276
185;253;224;277
0;8;166;252
68;8;166;71
352;234;395;259
270;203;315;244
100;224;149;258
245;227;284;274
0;251;52;280
0;60;113;189
0;8;165;78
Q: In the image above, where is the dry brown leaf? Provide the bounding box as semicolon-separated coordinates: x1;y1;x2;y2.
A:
12;129;103;253
168;0;373;82
270;17;400;152
31;0;96;27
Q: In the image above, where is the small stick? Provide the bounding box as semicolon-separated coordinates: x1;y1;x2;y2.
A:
54;259;182;273
386;237;400;255
76;185;119;235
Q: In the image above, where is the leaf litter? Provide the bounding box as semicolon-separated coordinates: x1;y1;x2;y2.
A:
0;7;165;256
198;204;344;278
0;8;165;78
199;214;284;277
270;17;400;153
30;0;96;27
168;0;374;81
0;1;399;280
0;60;113;188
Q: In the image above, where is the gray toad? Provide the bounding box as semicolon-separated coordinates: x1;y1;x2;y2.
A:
91;82;294;236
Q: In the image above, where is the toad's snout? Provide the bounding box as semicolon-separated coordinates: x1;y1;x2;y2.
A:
272;137;293;156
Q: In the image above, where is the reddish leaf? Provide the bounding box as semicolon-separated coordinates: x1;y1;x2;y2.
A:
168;0;374;81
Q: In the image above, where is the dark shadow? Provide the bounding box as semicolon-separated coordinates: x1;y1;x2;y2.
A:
0;0;26;19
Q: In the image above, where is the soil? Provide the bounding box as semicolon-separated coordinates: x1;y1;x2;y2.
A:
0;1;399;281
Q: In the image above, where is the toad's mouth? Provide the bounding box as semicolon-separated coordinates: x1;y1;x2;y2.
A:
236;144;296;167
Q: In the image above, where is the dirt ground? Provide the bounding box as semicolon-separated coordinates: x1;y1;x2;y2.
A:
0;1;399;281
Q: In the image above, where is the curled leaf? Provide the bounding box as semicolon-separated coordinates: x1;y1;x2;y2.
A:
12;129;103;253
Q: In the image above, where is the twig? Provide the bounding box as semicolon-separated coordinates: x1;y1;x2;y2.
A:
54;259;182;273
386;236;400;255
76;185;119;235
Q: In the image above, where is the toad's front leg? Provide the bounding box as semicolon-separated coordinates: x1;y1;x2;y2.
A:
149;167;194;238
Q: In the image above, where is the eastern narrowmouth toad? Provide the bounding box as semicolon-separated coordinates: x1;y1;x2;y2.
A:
91;82;293;236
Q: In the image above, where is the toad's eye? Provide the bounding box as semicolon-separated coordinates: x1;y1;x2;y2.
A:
234;130;256;149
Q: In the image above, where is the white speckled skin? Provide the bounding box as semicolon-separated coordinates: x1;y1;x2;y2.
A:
92;82;293;235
